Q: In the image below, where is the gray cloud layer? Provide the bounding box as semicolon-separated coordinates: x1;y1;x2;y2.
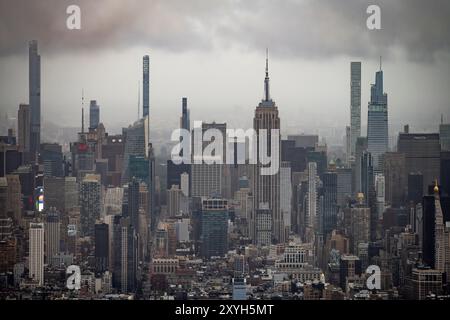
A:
0;0;449;61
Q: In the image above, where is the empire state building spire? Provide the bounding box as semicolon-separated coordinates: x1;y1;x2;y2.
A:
264;48;270;102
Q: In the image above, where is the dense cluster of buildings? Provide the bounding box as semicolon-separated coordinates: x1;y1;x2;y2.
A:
0;42;450;300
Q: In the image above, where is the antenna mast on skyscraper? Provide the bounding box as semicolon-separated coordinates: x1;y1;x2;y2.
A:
380;56;382;71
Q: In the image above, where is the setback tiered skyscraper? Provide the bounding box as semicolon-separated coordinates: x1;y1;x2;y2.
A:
29;40;41;162
350;62;361;160
252;50;282;243
367;63;388;174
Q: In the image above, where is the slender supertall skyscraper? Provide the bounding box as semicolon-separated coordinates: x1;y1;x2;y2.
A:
29;40;41;161
350;62;361;160
367;60;388;174
252;50;282;243
143;55;150;117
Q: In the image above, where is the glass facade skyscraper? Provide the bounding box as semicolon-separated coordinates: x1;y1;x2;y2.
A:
367;68;388;174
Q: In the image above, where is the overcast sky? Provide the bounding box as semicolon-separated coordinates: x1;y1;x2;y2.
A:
0;0;449;141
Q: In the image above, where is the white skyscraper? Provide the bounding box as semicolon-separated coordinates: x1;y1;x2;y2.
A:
29;222;44;286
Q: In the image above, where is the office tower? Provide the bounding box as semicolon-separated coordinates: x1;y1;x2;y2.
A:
89;100;100;130
0;143;22;177
398;132;440;194
339;255;362;291
407;267;443;300
104;187;124;216
95;158;108;185
336;168;352;208
45;208;60;265
143;55;150;117
12;165;35;211
191;122;227;198
41;143;63;177
280;161;292;239
0;178;9;235
322;171;337;235
407;172;423;205
17;104;31;161
344;194;370;254
6;175;21;224
64;177;78;211
345;126;351;164
306;162;318;241
307;148;328;179
122;117;149;183
127;177;140;231
154;224;169;257
167;184;182;217
252;52;282;243
287;135;318;149
80;174;101;237
101;134;125;186
118;217;137;293
147;143;156;230
29;40;41;162
128;155;148;183
255;204;272;246
441;151;450;197
367;65;388;174
180;172;189;197
350;62;361;160
375;174;385;219
353;136;368;194
180;97;190;132
359;151;373;203
29;222;44;286
232;278;247;300
175;218;190;243
422;184;447;271
95;223;109;274
383;152;406;207
167;159;190;190
281;139;307;173
440;122;450;151
200;198;229;258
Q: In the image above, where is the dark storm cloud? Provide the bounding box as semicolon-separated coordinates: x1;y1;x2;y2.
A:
0;0;449;61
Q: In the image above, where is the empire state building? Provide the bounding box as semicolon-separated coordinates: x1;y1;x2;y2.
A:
252;50;283;244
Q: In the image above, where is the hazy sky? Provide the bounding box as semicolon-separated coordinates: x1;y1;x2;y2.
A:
0;0;449;142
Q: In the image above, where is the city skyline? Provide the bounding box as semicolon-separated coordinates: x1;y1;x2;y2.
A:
1;0;450;304
0;1;449;136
